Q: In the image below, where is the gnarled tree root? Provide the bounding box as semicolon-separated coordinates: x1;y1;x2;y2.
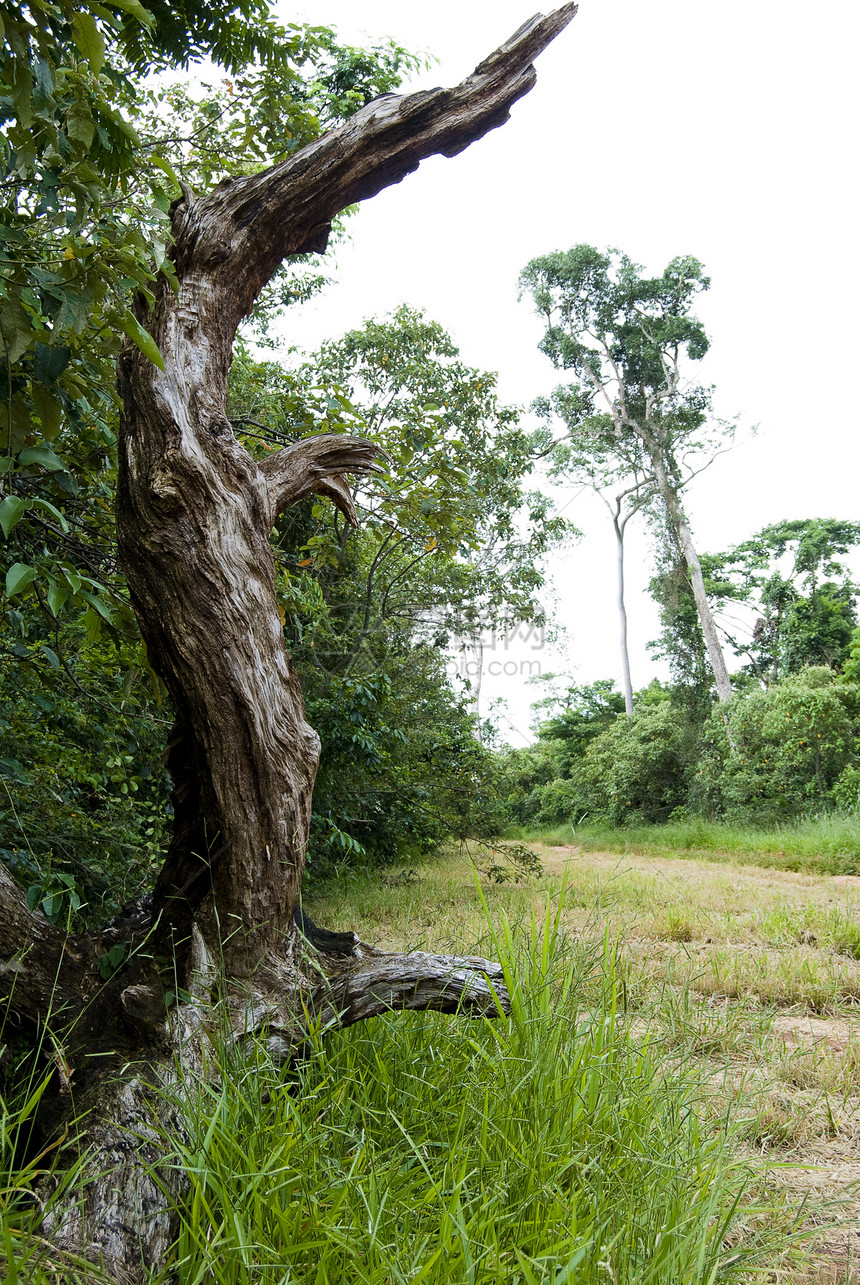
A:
39;931;508;1284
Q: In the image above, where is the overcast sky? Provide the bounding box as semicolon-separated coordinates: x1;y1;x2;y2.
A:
275;0;860;744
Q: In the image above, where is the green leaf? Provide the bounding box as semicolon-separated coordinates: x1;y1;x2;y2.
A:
54;287;91;334
5;562;37;597
82;605;105;642
71;12;105;75
66;99;95;151
30;497;69;531
32;54;53;102
46;577;69;617
80;589;114;622
18;444;65;472
109;0;155;26
11;60;33;128
149;153;180;186
120;310;164;370
0;297;35;363
32;385;63;439
0;496;28;538
43;892;62;922
34;342;71;386
42;646;60;670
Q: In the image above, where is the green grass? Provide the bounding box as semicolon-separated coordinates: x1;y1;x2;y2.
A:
518;813;860;876
0;1069;110;1285
5;856;852;1283
158;901;810;1285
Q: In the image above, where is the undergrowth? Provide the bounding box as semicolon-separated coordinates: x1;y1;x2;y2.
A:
0;1070;109;1284
2;874;842;1282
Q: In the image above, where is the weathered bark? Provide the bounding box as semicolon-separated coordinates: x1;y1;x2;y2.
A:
116;1;579;970
0;8;578;1282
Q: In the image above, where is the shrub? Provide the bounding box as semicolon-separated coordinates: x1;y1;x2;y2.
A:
539;702;691;826
697;667;860;822
833;764;860;814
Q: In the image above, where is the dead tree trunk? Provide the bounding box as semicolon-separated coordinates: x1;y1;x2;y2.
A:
0;8;577;1281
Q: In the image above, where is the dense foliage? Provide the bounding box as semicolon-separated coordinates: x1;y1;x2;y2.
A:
651;519;860;699
1;6;563;916
0;0;417;616
506;646;860;832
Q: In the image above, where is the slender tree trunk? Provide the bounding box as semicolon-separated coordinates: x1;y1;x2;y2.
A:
470;631;485;731
0;9;578;1281
647;448;733;703
612;504;635;715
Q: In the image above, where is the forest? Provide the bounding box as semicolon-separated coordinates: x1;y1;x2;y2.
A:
2;0;860;1281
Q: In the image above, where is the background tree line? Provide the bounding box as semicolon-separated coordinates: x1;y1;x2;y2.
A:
501;570;860;834
501;247;859;838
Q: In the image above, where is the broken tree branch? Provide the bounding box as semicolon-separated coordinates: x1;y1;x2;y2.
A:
260;434;385;527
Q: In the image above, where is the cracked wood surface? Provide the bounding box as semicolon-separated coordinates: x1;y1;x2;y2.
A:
116;2;578;967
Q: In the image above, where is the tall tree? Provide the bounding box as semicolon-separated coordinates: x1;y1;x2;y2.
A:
303;307;568;647
520;245;735;702
533;389;656;713
0;7;578;1278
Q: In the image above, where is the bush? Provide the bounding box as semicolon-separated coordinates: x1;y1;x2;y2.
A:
304;656;507;874
0;617;169;928
539;701;691;826
493;743;560;828
696;667;860;822
833;764;860;814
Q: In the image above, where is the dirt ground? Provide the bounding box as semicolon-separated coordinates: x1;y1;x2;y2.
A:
535;845;860;1281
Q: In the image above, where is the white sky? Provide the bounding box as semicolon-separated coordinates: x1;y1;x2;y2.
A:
275;0;860;744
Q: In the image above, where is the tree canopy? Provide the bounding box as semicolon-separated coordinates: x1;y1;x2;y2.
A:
0;0;416;623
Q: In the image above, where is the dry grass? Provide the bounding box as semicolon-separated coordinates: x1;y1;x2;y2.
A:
307;842;860;1281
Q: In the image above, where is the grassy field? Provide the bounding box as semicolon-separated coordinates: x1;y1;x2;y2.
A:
5;837;860;1282
298;841;860;1282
